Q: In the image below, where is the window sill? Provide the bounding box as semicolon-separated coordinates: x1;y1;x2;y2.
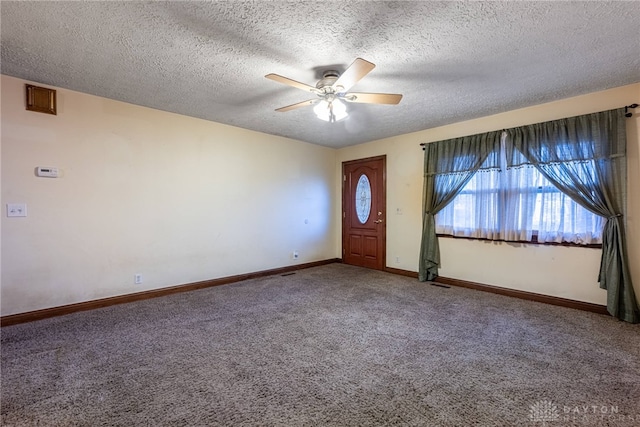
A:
436;233;602;249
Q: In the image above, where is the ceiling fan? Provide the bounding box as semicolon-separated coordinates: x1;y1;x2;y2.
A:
265;58;402;123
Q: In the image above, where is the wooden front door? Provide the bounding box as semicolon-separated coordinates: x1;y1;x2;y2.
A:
342;156;386;270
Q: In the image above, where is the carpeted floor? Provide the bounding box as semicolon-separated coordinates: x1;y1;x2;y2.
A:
1;263;639;426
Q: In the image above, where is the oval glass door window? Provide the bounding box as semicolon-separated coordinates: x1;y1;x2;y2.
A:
355;174;372;224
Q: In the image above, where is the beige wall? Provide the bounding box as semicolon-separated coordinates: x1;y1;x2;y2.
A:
2;74;638;317
336;83;640;305
1;75;337;316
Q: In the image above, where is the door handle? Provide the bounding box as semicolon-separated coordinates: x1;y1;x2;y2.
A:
374;219;384;224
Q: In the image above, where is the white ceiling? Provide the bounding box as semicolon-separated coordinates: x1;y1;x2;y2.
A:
2;1;639;148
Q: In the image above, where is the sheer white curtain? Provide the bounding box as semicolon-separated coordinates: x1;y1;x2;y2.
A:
501;165;537;241
435;169;501;239
505;164;603;244
533;164;604;244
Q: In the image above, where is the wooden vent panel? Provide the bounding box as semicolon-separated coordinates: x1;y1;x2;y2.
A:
26;84;57;115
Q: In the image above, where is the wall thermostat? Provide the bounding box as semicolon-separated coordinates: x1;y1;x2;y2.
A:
36;166;60;178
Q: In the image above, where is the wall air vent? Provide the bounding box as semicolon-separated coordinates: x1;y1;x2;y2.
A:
26;84;56;115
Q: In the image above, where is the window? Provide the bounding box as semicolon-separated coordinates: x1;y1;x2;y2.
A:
436;135;604;245
355;174;372;224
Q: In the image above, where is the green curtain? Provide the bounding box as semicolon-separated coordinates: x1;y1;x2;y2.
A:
507;108;639;323
418;131;502;281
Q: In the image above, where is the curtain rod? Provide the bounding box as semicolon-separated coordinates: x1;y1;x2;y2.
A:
419;105;639;149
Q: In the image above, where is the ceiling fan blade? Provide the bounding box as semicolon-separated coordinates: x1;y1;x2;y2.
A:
332;58;376;92
265;73;317;93
343;92;403;105
275;99;318;112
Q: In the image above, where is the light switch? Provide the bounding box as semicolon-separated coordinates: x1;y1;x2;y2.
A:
7;204;27;217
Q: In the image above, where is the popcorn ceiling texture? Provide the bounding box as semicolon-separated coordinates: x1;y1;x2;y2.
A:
1;1;639;147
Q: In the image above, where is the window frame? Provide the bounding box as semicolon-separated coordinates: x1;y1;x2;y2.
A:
435;137;604;248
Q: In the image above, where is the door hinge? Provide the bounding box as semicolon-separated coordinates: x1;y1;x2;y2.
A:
343;212;346;219
343;174;346;182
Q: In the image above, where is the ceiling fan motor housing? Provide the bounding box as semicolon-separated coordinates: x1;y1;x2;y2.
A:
316;70;340;91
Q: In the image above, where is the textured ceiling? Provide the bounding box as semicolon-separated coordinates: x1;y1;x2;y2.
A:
2;1;639;148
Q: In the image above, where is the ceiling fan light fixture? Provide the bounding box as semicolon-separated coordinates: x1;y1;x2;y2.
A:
313;98;348;122
266;58;401;121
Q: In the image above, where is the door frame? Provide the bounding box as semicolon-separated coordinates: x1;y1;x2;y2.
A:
341;155;387;270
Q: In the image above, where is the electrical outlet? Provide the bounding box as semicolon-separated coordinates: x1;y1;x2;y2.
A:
292;251;299;260
134;274;143;284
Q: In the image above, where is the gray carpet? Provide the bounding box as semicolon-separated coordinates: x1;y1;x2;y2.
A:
1;263;639;426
